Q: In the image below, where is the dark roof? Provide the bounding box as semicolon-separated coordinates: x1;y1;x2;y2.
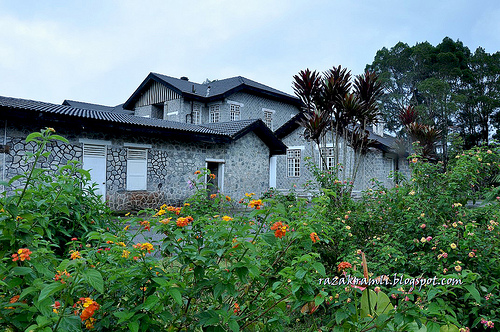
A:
62;100;132;114
274;112;398;152
201;119;287;154
0;95;286;154
123;73;301;109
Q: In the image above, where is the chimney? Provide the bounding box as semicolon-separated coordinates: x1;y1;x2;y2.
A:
180;76;189;81
206;86;211;97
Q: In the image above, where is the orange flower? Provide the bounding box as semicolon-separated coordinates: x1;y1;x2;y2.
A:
271;221;288;238
310;232;319;243
209;173;216;179
194;170;201;174
79;298;100;322
54;270;71;283
210;194;217;199
337;261;352;272
233;303;241;314
176;217;190;227
133;242;154;253
222;216;233;222
70;250;81;260
159;217;172;224
248;199;263;209
12;248;32;262
9;295;19;303
140;220;151;231
225;195;231;201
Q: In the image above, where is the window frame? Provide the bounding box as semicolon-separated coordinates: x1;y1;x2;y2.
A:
193;103;201;124
126;147;148;191
286;149;301;178
209;105;220;123
230;104;240;121
263;108;274;130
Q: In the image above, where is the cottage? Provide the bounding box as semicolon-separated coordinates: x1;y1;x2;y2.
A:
0;73;406;210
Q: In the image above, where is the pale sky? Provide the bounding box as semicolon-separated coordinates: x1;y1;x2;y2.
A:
1;0;499;107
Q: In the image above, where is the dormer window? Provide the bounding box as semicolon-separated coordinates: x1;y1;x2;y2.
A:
230;104;240;121
209;105;220;123
263;109;274;130
193;104;201;124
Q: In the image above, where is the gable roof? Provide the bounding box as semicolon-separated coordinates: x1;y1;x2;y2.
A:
62;100;132;114
0;95;286;154
123;73;301;109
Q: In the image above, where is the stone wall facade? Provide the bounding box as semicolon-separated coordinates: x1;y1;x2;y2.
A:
0;122;271;211
138;91;300;129
276;126;410;195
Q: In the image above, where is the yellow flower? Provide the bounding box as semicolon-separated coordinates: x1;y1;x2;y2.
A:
124;225;130;231
70;250;81;260
184;203;190;206
409;190;415;195
125;212;131;216
122;250;130;258
345;225;351;230
222;216;233;221
450;243;457;249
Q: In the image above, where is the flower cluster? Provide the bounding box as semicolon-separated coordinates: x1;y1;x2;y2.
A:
54;270;71;283
270;221;289;238
248;199;263;209
310;232;319;243
70;250;81;260
133;242;154;253
337;261;352;272
176;216;194;227
480;319;494;329
12;248;32;262
74;297;100;327
140;220;151;231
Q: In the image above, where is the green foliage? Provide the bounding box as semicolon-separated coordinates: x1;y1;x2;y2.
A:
1;130;499;331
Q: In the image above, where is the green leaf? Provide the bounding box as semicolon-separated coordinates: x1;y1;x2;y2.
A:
59;315;82;332
25;132;43;143
50;134;70;143
312;262;326;277
228;319;239;332
464;284;481;303
114;311;135;324
82;269;104;293
169;287;183;305
213;283;225;300
128;320;139;332
11;267;33;275
139;295;160;311
439;324;459;332
295;269;306;279
38;282;65;302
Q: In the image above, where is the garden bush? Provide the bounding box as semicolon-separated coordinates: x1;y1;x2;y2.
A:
1;129;499;331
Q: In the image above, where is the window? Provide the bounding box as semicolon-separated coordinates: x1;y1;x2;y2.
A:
320;147;335;170
287;149;301;177
193;104;201;124
263;109;273;129
209;105;220;123
127;148;147;190
230;104;240;121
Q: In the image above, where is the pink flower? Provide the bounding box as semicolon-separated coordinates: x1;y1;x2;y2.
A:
404;296;410;301
420;224;426;229
426;236;432;242
442;252;448;258
391;294;397;299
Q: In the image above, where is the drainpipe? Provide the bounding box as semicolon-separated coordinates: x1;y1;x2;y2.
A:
2;120;6;190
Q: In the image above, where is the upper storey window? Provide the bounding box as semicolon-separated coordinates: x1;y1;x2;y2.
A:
263;109;274;130
209;105;220;123
192;104;201;124
230;104;240;121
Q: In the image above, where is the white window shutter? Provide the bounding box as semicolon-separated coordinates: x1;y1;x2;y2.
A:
127;149;147;190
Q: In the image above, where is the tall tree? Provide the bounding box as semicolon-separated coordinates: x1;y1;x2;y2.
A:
367;37;500;155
